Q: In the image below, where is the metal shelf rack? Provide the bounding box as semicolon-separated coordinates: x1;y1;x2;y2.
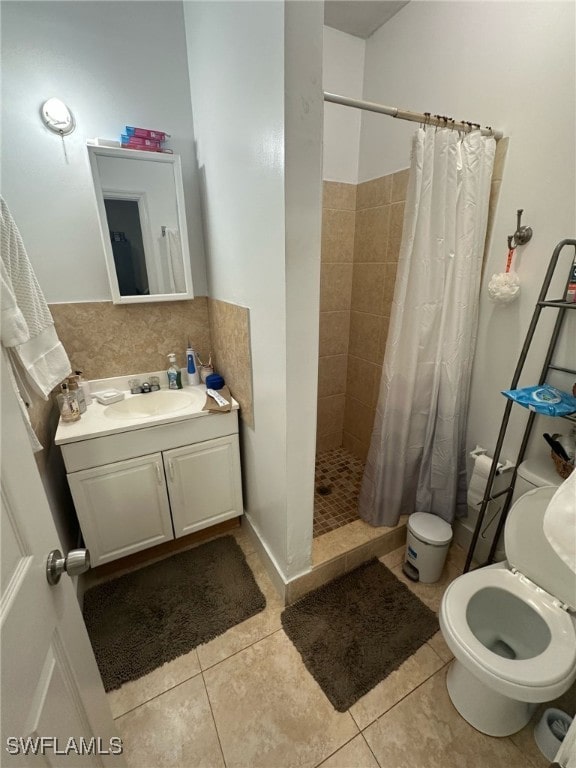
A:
464;238;576;573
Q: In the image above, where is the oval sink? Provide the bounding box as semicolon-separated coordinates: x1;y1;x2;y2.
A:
104;390;204;420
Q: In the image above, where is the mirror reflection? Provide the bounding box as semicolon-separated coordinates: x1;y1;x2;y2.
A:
88;146;193;303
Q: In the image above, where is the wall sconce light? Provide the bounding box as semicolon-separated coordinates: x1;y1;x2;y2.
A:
40;98;75;135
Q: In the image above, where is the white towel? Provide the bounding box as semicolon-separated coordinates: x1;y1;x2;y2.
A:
0;197;71;398
165;227;186;293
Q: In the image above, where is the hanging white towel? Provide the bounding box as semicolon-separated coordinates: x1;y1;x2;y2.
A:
164;227;186;293
0;196;71;398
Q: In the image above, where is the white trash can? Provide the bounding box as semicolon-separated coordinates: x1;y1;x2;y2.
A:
404;512;453;583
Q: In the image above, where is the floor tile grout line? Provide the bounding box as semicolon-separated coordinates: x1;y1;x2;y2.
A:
360;730;381;767
200;669;228;768
112;656;204;721
198;626;284;673
113;623;285;720
310;725;361;768
352;661;450;734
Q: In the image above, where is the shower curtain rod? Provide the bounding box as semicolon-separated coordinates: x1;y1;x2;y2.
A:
324;92;503;140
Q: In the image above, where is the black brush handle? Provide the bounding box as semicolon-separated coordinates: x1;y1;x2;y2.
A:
543;433;571;462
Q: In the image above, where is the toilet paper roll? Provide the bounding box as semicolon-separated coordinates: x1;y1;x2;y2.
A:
467;454;508;508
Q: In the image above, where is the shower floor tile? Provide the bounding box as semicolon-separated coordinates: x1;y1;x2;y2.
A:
313;447;365;538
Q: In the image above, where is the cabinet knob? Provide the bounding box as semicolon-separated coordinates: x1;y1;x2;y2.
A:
155;462;163;485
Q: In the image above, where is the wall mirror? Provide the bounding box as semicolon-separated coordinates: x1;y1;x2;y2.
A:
88;145;194;303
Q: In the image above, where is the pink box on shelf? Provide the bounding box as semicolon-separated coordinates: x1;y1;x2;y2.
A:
125;126;170;142
121;135;162;149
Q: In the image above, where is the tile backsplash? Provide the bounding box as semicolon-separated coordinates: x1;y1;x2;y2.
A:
50;298;211;380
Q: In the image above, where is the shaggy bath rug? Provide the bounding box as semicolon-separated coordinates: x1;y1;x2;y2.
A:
83;535;266;691
281;558;438;711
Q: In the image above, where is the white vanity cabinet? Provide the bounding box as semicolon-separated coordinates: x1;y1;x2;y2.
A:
165;436;242;538
67;453;174;565
59;408;243;567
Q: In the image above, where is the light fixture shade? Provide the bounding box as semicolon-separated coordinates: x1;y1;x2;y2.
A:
40;98;75;135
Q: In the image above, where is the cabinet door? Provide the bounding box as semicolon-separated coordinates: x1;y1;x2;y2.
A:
165;435;243;538
67;452;174;566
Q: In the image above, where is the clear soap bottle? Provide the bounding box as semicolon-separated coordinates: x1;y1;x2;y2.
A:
167;354;182;390
57;382;81;423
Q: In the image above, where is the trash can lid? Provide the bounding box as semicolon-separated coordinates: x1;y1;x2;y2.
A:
408;512;453;546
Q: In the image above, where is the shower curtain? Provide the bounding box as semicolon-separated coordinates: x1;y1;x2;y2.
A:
359;126;496;527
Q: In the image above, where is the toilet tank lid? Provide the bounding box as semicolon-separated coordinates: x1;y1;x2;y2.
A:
505;486;576;610
408;512;453;545
517;456;562;488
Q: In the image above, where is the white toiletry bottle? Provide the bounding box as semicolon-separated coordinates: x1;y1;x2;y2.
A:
186;342;200;386
167;354;182;390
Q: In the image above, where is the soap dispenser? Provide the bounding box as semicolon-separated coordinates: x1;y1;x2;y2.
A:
167;354;182;390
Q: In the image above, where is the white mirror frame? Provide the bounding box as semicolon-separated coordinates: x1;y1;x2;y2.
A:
87;145;194;304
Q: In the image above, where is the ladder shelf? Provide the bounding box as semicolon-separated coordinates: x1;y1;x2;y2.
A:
464;238;576;573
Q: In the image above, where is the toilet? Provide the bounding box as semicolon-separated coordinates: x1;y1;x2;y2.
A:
440;485;576;737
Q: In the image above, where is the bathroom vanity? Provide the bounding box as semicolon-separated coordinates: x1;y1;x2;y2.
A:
55;378;243;567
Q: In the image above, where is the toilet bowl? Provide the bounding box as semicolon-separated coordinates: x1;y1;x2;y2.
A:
440;485;576;737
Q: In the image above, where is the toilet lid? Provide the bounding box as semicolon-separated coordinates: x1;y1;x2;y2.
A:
505;486;576;610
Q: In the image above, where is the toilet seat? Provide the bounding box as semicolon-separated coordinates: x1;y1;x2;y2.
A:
441;565;576;695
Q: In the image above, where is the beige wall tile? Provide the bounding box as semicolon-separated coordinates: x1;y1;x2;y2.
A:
391;169;410;202
322;209;355;262
378;315;390;363
346;355;381;409
319;311;350;357
356;176;392;210
317;394;346;437
348;311;382;364
316;432;342;453
208;298;254;427
320;263;353;312
354;207;389;262
380;262;398;315
342;431;368;462
51;298;211;381
323;181;357;211
387;202;405;262
318;355;347;398
351;262;386;313
344;395;376;447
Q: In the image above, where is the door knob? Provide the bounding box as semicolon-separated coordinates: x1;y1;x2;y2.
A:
46;548;91;586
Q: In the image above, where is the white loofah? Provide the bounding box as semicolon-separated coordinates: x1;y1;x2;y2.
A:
488;271;521;303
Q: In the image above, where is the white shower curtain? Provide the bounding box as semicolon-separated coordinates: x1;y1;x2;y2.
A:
359;126;496;527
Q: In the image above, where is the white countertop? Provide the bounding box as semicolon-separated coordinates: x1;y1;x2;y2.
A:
55;372;238;446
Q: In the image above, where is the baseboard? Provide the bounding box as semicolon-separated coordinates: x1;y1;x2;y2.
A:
242;514;289;602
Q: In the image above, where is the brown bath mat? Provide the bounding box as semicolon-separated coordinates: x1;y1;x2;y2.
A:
83;535;266;691
281;559;438;711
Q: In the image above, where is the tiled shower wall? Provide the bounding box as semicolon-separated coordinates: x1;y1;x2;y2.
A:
317;183;355;453
317;171;409;461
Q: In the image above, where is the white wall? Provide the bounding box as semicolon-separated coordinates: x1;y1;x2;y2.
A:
1;1;207;302
359;2;576;471
184;0;323;580
322;27;365;183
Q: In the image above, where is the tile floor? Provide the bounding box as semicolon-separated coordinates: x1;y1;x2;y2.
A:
109;530;567;768
314;447;364;538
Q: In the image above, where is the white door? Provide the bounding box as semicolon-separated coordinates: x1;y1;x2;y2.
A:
67;453;174;566
0;350;126;766
165;435;243;538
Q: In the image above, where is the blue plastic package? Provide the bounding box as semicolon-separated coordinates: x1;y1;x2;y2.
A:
502;385;576;416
